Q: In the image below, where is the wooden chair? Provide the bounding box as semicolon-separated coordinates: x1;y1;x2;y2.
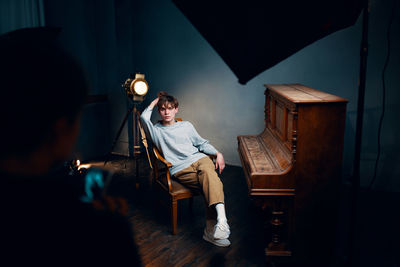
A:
148;118;216;235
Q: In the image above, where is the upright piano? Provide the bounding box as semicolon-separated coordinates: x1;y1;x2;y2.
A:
238;84;347;262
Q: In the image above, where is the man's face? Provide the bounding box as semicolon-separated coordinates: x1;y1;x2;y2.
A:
158;103;178;124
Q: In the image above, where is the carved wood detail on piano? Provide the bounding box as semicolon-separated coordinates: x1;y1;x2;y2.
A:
291;110;298;158
238;84;347;263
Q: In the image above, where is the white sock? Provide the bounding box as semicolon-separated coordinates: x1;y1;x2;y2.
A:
215;203;227;223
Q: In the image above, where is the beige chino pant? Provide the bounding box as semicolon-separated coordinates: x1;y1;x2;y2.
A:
174;156;225;207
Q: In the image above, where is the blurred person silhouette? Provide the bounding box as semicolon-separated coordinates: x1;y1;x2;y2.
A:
0;27;141;266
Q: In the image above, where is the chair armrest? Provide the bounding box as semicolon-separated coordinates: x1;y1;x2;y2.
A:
153;147;172;168
153;147;173;192
207;154;217;163
208;154;217;160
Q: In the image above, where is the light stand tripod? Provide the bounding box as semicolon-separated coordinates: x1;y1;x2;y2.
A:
104;104;148;161
104;73;152;184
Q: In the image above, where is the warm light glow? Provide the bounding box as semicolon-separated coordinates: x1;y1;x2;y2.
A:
76;159;81;166
133;81;148;96
78;163;91;170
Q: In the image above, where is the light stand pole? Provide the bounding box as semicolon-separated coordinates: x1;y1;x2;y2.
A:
348;1;369;266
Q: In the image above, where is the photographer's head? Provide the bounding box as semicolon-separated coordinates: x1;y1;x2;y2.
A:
0;27;88;175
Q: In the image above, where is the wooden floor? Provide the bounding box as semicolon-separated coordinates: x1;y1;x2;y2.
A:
90;155;400;267
94;156;268;266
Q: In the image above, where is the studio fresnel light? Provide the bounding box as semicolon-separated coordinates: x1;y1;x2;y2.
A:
123;73;149;102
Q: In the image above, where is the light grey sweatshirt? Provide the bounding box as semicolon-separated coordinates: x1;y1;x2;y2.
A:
140;106;218;175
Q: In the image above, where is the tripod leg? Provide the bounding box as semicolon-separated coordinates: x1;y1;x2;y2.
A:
104;106;134;165
133;108;141;157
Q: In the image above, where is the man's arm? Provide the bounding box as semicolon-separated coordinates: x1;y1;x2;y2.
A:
188;123;225;174
148;97;159;109
140;97;160;146
141;97;159;121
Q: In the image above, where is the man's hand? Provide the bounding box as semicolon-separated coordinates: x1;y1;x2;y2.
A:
149;97;159;108
215;152;225;174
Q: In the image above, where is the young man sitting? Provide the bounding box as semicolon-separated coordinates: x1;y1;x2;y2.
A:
140;92;231;247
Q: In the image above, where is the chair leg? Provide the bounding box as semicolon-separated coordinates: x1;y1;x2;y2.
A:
171;199;177;235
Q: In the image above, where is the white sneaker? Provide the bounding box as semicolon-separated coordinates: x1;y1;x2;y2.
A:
203;227;231;247
213;220;230;240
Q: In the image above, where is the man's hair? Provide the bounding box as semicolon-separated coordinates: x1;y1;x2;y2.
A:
157;91;179;110
0;27;88;160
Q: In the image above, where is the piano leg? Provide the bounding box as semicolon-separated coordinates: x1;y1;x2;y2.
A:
265;199;292;257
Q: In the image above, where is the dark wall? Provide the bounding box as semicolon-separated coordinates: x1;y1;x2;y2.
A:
44;0;118;160
43;0;400;191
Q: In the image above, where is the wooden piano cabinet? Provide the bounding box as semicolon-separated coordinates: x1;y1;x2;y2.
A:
238;84;348;263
